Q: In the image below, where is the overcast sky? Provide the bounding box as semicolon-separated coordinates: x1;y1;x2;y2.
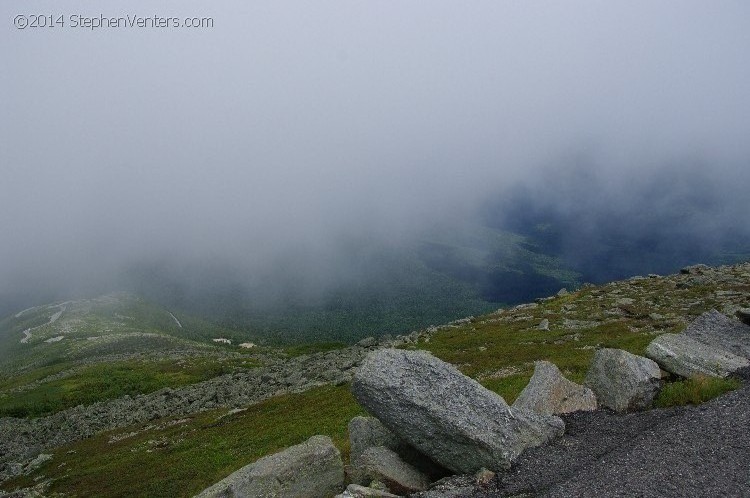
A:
2;1;750;301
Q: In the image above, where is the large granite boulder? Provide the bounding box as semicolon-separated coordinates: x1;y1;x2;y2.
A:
683;310;750;358
195;435;343;498
354;446;431;494
513;361;597;415
351;349;564;473
584;349;661;412
645;333;749;378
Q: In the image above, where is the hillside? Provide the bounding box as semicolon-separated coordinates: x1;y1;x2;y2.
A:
0;293;275;419
0;261;748;496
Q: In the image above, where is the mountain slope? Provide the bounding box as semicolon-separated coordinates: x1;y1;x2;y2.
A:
1;261;748;497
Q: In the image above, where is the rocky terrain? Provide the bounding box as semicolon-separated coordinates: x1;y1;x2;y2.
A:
1;262;749;497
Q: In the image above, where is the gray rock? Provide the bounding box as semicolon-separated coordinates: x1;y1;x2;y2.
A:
349;416;402;464
410;475;477;498
737;308;750;326
353;446;430;494
683;310;750;358
195;435;343;498
358;337;378;348
557;288;569;297
335;483;400;498
584;349;661;412
645;333;749;378
513;361;597;415
537;319;550;331
347;416;445;482
680;264;710;274
351;349;564;473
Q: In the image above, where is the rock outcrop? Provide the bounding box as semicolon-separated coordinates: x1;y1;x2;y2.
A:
584;349;661;412
645;333;749;378
513;361;597;415
351;349;564;473
195;435;343;498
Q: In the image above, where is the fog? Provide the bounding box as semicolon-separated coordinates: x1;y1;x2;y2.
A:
2;1;750;319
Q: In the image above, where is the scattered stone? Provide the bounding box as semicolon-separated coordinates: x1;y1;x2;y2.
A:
616;298;635;306
358;337;378;348
335;483;400;498
537;319;550;331
737;308;750;326
513;361;597;415
410;475;477;498
645;333;749;378
584;349;661;412
680;264;710;275
649;313;664;321
352;349;564;473
353;446;430;494
683;310;750;358
474;468;495;485
196;435;343;498
557;288;569;297
562;319;599;330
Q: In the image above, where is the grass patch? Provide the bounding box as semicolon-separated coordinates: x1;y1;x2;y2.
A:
1;384;363;498
655;375;741;408
0;359;252;418
283;341;347;357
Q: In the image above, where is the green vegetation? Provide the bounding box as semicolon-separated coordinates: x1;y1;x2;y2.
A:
127;223;580;345
283;341;347;357
0;358;255;418
655;375;741;408
3;385;364;498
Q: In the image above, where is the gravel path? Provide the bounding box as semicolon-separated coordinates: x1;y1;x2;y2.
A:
471;368;750;497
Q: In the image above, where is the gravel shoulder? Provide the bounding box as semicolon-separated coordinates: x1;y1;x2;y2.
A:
471;367;750;497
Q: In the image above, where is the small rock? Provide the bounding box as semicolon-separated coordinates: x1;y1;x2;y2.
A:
584;349;661;412
335;483;401;498
557;288;569;297
537;319;550;331
680;264;710;275
474;468;495;485
513;361;597;415
358;337;378;348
